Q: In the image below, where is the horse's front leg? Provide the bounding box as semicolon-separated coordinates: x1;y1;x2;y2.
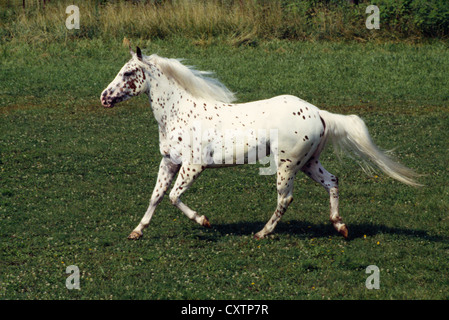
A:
128;156;180;240
168;164;210;227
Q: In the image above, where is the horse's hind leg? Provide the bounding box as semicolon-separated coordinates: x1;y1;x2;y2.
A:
255;164;296;239
301;157;348;238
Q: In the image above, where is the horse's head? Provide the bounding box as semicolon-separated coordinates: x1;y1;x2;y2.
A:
101;47;148;108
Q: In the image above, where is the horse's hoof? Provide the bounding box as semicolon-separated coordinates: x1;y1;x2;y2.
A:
339;225;349;239
202;216;211;228
254;232;265;240
128;231;143;240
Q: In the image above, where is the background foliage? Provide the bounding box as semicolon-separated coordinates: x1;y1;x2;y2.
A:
1;0;448;44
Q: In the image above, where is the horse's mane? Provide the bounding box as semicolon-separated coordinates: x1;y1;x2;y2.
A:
139;54;236;104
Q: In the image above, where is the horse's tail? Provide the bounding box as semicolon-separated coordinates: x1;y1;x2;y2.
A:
318;110;422;187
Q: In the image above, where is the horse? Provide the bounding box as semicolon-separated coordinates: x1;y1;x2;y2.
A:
101;47;421;240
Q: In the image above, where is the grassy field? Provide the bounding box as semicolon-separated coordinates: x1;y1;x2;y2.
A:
1;36;448;300
1;0;449;301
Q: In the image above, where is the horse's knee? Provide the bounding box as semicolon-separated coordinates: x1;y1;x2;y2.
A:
169;192;179;206
330;175;338;188
278;194;293;209
285;195;293;206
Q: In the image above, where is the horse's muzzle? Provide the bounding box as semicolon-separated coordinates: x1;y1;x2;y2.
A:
101;90;115;108
102;100;114;108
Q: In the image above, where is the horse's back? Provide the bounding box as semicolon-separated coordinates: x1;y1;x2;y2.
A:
239;94;323;139
218;95;325;164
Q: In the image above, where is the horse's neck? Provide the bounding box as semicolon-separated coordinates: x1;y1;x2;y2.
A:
147;71;187;131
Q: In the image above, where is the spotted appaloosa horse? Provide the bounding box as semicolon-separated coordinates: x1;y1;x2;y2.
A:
101;47;421;240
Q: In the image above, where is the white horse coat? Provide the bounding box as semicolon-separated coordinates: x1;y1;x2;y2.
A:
101;47;420;240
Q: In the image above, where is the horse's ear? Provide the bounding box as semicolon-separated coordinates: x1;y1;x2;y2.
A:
129;45;135;56
136;46;142;60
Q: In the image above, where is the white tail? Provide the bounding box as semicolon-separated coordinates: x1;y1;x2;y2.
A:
319;110;422;187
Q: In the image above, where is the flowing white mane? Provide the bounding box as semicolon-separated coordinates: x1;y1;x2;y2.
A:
139;54;236;104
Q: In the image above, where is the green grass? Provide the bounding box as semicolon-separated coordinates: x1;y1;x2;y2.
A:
1;38;449;300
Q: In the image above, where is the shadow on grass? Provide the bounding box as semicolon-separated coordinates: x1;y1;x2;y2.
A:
211;220;447;243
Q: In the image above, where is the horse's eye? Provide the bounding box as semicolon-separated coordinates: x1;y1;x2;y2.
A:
123;71;133;77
